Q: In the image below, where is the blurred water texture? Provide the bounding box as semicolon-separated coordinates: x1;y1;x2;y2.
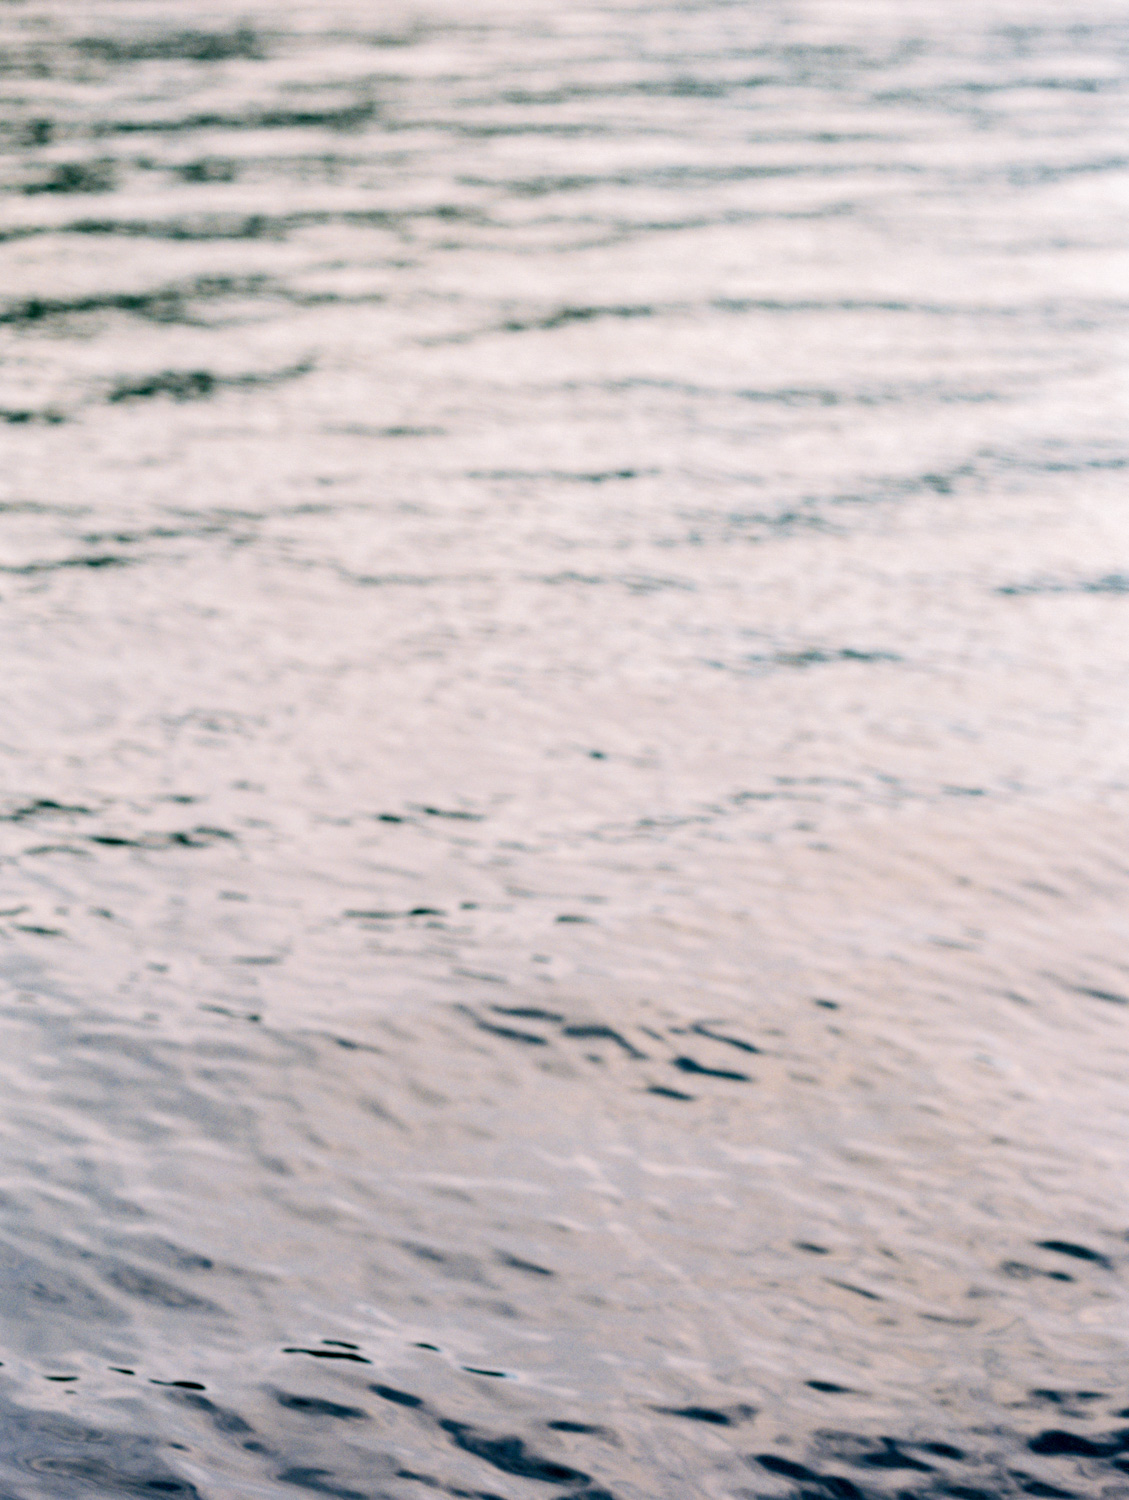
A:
1;0;1129;1495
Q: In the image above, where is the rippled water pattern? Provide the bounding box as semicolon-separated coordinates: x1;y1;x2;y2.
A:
1;0;1129;1494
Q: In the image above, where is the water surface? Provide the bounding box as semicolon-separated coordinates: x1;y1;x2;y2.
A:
2;1;1129;1495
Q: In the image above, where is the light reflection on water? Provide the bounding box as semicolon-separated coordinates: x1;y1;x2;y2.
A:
1;0;1129;1494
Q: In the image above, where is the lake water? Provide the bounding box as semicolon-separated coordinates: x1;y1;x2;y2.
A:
2;1;1129;1495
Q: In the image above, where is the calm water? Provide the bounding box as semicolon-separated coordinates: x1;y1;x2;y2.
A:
1;1;1129;1495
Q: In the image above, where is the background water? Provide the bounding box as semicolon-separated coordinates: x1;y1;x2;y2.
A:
1;0;1129;1495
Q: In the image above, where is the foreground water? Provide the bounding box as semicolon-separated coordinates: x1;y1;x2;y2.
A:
1;0;1129;1494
